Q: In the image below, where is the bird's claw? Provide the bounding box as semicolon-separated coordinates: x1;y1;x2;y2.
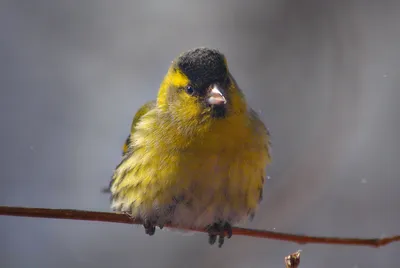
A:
121;213;161;236
207;222;232;247
143;219;156;236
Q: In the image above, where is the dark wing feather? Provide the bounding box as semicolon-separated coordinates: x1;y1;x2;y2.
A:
102;100;156;193
122;100;156;156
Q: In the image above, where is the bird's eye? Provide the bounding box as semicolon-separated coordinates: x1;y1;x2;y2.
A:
186;85;194;95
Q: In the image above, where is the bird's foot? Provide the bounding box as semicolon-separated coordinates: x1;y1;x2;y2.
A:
143;218;168;235
121;212;160;236
143;219;156;236
206;222;232;248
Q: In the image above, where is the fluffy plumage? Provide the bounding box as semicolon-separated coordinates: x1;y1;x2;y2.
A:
108;47;271;247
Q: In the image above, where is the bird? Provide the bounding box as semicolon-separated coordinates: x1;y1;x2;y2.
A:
107;47;271;247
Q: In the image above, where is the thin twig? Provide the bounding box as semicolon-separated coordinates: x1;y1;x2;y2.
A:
1;206;399;247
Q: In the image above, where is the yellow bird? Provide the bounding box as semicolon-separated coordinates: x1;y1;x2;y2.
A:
108;47;271;247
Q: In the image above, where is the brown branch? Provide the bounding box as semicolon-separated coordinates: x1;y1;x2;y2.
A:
1;206;399;247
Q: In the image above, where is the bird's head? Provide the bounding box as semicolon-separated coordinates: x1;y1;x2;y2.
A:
157;47;247;124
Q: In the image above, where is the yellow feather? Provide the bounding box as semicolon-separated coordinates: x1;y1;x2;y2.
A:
157;68;190;109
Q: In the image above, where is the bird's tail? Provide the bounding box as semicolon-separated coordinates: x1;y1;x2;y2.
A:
101;186;111;193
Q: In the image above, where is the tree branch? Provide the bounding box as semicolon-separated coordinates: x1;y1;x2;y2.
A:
1;206;399;248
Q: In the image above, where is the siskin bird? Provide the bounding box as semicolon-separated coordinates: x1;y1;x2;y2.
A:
108;47;271;247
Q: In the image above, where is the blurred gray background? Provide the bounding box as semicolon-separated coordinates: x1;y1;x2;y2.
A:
1;0;399;267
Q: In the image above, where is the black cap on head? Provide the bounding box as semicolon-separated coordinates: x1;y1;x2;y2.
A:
176;47;228;88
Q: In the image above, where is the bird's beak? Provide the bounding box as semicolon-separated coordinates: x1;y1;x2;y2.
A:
206;84;227;106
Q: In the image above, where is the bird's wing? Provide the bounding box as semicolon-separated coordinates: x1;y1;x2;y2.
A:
102;100;156;193
122;100;157;156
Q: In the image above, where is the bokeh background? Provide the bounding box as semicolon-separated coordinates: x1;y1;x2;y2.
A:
1;0;400;267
